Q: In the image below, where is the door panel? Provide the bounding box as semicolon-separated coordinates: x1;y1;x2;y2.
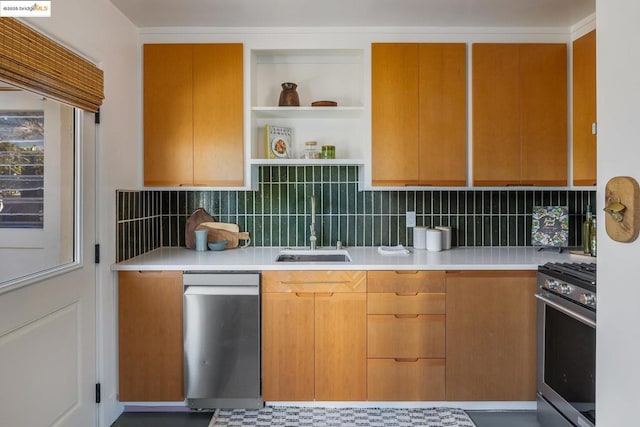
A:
193;44;244;186
0;111;96;426
261;292;314;401
472;44;521;185
143;44;194;186
315;292;367;401
418;43;467;186
520;44;568;186
372;43;420;185
572;30;597;186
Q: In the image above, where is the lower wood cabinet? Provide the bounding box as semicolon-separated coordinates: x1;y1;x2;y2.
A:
115;267;538;404
261;270;367;401
367;358;446;401
367;271;446;401
118;271;184;401
445;270;537;401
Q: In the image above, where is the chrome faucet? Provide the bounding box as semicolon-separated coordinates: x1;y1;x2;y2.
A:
309;195;317;250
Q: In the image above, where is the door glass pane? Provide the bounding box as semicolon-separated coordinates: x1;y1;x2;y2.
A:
0;84;77;287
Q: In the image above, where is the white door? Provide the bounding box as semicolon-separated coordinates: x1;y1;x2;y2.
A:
0;111;97;427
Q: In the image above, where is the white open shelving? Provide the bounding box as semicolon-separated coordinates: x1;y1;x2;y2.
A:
248;48;367;172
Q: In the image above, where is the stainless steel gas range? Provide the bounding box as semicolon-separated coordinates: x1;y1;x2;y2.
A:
536;262;596;427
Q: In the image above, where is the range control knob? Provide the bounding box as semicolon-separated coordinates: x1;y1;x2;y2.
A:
580;293;596;306
545;279;558;290
559;284;572;295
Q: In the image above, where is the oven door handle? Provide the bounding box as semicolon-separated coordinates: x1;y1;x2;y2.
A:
535;293;596;327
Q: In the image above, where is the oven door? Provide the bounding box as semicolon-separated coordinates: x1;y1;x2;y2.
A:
536;290;596;427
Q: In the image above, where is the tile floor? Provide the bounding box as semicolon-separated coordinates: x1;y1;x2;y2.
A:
111;410;541;427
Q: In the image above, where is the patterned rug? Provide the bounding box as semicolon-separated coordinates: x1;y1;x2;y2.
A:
209;406;477;426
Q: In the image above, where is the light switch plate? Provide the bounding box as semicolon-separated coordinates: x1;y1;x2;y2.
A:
406;211;416;227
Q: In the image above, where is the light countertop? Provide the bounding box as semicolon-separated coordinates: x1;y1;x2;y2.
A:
112;246;594;272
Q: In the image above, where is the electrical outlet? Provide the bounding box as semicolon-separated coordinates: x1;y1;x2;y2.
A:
406;211;416;228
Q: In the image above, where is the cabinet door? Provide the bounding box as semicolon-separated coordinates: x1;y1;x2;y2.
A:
418;43;467;186
473;43;568;186
372;43;420;185
572;30;597;186
520;44;568;186
261;292;315;401
193;44;244;186
472;44;521;186
143;44;194;186
315;292;367;401
445;270;537;401
118;271;184;401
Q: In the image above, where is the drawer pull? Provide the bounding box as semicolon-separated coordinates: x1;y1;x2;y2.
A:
394;358;419;363
395;270;418;275
316;292;335;297
395;292;419;297
394;314;419;319
294;292;314;298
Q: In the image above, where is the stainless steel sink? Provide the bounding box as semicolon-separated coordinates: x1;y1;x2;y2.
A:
275;249;351;263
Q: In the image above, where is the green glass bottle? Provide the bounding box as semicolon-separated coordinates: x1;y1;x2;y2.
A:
582;205;593;254
590;217;597;257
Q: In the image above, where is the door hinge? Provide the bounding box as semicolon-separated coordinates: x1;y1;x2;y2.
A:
591;122;597;135
94;109;100;124
95;383;101;404
95;244;100;264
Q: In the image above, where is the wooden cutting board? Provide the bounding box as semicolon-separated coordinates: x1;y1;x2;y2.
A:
196;222;250;248
604;176;640;243
197;221;239;233
185;208;215;249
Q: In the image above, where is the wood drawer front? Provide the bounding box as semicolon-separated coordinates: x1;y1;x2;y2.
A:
368;292;445;315
368;315;445;358
367;271;445;293
262;270;366;293
367;358;445;401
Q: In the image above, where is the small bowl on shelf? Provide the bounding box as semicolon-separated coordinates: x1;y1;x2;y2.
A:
208;240;229;251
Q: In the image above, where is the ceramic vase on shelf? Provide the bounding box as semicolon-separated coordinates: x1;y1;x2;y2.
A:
278;82;300;106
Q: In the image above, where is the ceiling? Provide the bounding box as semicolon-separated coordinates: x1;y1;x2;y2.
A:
110;0;595;29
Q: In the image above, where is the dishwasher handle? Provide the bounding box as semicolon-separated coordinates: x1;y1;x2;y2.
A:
184;285;258;296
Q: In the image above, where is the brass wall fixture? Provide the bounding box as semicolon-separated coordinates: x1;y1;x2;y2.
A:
604;198;626;222
604;176;640;242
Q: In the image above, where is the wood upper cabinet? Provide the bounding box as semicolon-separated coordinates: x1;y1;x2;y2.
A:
372;43;467;186
473;43;568;186
445;270;537;401
261;271;367;402
572;30;597;186
143;44;193;186
144;43;244;187
118;271;184;401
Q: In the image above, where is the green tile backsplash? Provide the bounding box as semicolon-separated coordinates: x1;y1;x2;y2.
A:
116;165;596;262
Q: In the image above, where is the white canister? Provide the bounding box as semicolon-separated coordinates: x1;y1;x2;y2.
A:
426;229;443;252
435;226;452;250
413;226;428;249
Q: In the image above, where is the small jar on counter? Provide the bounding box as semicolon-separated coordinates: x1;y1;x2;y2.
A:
321;145;335;159
301;141;320;159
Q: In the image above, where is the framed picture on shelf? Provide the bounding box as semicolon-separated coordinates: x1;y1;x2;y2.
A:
531;206;569;251
265;124;292;159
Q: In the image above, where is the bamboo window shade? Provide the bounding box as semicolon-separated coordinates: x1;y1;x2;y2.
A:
0;18;104;112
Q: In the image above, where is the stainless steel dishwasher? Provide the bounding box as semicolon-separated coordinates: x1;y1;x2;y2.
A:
183;272;262;409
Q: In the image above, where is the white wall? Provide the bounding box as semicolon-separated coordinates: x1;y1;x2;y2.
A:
25;1;140;425
596;1;640;425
